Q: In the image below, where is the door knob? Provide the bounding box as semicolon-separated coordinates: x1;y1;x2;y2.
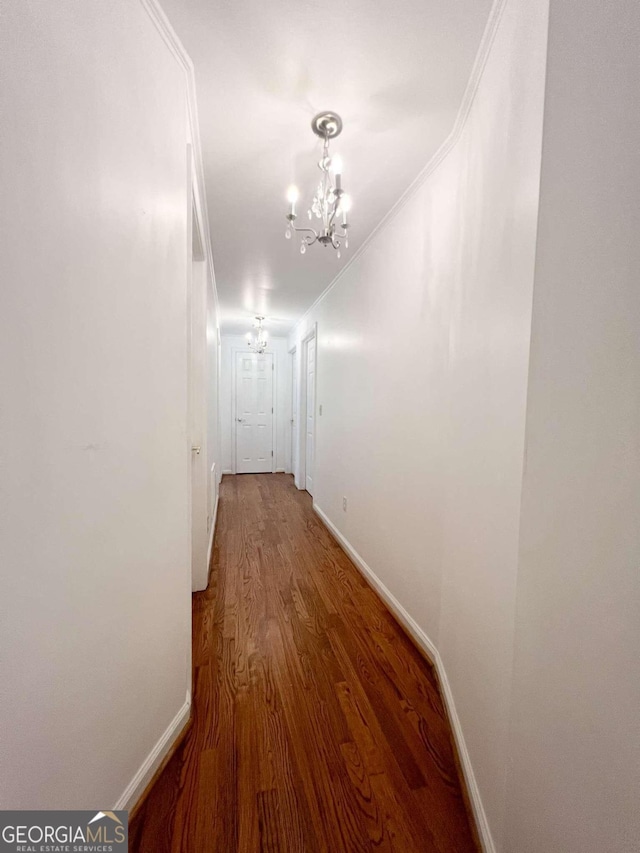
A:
237;417;244;422
192;445;201;455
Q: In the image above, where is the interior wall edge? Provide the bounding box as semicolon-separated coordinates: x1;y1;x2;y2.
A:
133;0;223;797
313;503;497;853
205;492;220;584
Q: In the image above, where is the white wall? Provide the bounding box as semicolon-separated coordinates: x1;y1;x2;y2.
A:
220;335;291;474
0;0;193;809
504;0;640;850
288;0;549;848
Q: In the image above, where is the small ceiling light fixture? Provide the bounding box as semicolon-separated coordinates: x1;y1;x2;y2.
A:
245;316;268;354
285;111;351;259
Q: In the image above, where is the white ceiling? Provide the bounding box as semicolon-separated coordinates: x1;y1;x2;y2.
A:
160;0;493;336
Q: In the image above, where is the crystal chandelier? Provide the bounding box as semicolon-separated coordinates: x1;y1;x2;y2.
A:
285;111;351;259
245;316;268;354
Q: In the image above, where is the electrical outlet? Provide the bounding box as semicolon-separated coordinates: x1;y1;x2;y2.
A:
342;496;347;512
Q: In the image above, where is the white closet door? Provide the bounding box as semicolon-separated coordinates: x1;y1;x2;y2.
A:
235;352;273;474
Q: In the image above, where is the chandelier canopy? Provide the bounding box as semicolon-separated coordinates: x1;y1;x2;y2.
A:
245;316;268;354
285;111;351;258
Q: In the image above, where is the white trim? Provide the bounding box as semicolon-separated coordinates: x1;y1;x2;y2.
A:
313;503;497;853
184;143;195;692
139;0;219;320
298;326;317;493
288;345;298;479
291;0;508;338
231;347;277;474
206;493;219;571
222;468;233;475
114;696;191;812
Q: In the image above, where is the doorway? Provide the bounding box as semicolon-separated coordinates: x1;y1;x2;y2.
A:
234;351;275;474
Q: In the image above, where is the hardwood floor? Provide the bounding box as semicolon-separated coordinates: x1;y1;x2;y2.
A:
130;473;480;852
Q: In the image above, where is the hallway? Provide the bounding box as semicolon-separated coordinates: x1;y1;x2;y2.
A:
130;474;479;852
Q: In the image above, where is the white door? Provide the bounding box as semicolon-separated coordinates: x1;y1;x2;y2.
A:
235;351;274;474
305;336;316;495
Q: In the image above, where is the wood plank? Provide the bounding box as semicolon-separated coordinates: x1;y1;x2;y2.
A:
130;473;479;852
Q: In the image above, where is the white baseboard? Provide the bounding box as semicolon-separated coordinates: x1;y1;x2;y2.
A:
114;696;191;812
207;493;219;570
222;468;233;475
275;468;285;473
313;503;496;853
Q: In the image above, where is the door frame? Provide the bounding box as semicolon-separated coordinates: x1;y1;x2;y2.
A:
231;346;276;475
288;345;297;476
298;324;317;493
189;152;210;594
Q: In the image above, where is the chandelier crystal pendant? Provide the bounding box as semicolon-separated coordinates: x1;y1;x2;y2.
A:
285;111;351;259
246;316;268;354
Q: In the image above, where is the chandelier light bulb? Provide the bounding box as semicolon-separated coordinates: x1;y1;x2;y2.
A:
300;242;306;254
341;193;351;228
287;185;299;217
285;227;291;239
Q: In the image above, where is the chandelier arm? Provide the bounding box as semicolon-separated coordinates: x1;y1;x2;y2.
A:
290;224;319;245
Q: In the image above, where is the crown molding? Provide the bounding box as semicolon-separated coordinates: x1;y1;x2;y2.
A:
139;0;220;320
139;0;192;74
292;0;508;336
